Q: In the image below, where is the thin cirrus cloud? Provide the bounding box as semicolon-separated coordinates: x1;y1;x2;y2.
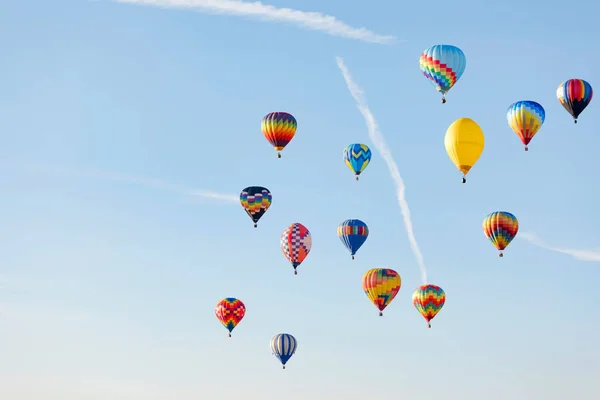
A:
112;0;397;44
519;231;600;262
336;56;429;284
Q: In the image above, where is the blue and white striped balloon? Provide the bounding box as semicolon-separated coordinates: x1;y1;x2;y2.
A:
270;333;297;369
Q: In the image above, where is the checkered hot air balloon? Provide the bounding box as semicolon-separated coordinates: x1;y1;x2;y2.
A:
482;211;519;257
419;44;466;103
506;101;545;151
362;268;401;316
412;284;446;328
240;186;272;228
215;298;246;338
280;223;312;275
343;143;371;181
270;333;297;370
261;112;297;158
557;79;593;124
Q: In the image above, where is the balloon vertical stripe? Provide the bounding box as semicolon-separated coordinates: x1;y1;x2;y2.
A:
270;333;297;369
557;79;593;122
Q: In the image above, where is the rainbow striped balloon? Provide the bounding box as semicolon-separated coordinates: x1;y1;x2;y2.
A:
482;211;519;257
419;44;466;103
557;79;593;123
412;284;445;328
240;186;272;228
261;112;297;158
506;101;545;151
362;268;401;316
215;298;246;337
343;143;371;180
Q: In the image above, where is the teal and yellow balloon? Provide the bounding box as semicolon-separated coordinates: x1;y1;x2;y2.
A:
343;144;371;181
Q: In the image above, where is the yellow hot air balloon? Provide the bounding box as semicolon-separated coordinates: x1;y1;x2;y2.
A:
444;118;485;183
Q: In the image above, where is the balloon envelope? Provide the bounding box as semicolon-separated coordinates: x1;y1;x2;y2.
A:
482;211;519;255
261;112;297;156
270;333;297;369
506;101;545;149
420;44;466;101
343;143;371;178
240;186;272;227
362;268;401;315
337;219;368;258
412;284;445;327
557;79;593;123
444;118;484;181
280;223;312;274
215;298;246;336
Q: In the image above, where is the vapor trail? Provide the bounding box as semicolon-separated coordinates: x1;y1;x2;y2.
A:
336;56;428;284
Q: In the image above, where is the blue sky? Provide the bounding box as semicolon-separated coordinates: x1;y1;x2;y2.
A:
1;0;599;398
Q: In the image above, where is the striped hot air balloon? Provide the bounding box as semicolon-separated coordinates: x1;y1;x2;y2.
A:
337;219;369;259
412;284;446;328
482;211;519;257
261;112;297;158
215;298;246;337
270;333;297;369
362;268;401;316
557;79;593;123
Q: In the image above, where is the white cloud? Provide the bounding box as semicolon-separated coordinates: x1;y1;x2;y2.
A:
336;56;428;284
519;231;600;262
113;0;396;44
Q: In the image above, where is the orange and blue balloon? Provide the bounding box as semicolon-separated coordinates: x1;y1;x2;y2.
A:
362;268;401;316
261;112;297;158
506;100;545;151
412;284;445;328
240;186;272;227
343;143;371;180
215;298;246;338
420;44;466;103
270;333;297;369
557;79;593;123
337;219;368;260
482;211;519;257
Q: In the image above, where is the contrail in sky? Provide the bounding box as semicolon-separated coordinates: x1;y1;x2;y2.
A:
519;231;600;262
336;56;428;284
112;0;397;44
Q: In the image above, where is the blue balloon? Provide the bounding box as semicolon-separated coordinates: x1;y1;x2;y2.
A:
270;333;297;369
337;219;369;259
343;144;372;180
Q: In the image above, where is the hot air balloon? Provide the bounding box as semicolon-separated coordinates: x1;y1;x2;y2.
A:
261;112;297;158
506;101;545;151
240;186;272;228
557;79;593;123
362;268;401;316
270;333;297;369
337;219;368;260
280;223;312;275
419;44;466;103
343;143;371;181
412;284;445;328
215;298;246;338
482;211;519;257
444;118;485;183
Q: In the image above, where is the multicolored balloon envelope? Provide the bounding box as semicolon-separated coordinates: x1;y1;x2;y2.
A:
362;268;401;316
557;79;593;123
240;186;272;227
343;143;371;180
506;101;545;151
482;211;519;257
261;112;297;158
270;333;297;369
337;219;369;259
444;118;485;183
412;284;445;328
215;298;246;337
419;44;466;103
280;223;312;275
